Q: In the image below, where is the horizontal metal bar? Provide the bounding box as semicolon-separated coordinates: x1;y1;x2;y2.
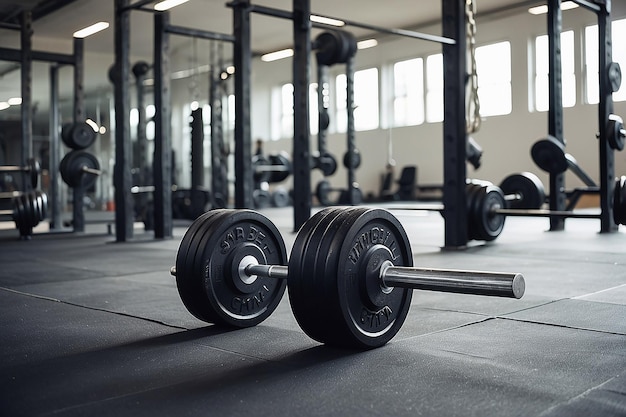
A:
0;191;22;199
381;263;524;299
165;24;236;42
245;264;289;280
244;3;455;45
0;22;20;31
570;0;602;13
0;47;74;65
120;0;154;13
496;208;601;219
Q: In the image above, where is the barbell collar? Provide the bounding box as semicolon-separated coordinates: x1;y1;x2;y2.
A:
380;261;524;299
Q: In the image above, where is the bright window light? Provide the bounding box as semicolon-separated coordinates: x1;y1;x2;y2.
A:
357;39;378;50
261;49;294;62
7;97;21;105
85;119;99;132
73;21;109;38
0;102;9;111
310;15;345;27
529;1;578;15
154;0;189;11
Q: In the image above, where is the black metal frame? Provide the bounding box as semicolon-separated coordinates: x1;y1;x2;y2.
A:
544;0;617;233
0;11;86;233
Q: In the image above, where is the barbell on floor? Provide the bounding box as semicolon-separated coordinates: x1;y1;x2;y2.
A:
0;158;41;189
171;207;524;349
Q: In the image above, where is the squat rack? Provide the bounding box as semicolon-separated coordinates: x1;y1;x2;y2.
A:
0;10;87;233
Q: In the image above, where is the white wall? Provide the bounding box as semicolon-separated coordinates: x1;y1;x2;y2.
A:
229;3;626;200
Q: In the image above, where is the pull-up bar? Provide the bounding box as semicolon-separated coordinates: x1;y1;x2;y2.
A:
228;2;456;45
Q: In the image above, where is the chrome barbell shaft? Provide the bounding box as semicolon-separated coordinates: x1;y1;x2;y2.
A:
172;261;524;299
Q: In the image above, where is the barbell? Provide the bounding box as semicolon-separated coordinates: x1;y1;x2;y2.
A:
0;158;41;189
171;207;524;349
60;150;102;188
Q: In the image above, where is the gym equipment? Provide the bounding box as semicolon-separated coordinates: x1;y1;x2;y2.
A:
316;179;363;206
0;191;48;239
0;158;41;189
312;151;338;177
531;136;597;187
499;172;546;210
59;151;102;189
61;122;97;150
252;152;292;184
271;188;290;208
607;61;622;93
613;176;626;225
343;149;361;170
607;114;625;151
314;30;357;67
171;207;524;348
172;188;211;220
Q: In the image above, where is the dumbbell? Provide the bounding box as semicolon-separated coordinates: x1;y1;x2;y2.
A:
171;207;524;349
0;158;41;189
60;150;102;188
316;180;363;206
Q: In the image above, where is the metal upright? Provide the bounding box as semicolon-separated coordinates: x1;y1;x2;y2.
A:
441;0;468;249
292;0;312;230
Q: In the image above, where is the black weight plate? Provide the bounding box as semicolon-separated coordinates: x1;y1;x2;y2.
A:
288;208;353;343
318;153;337;177
343;149;361;170
319;110;330;131
253;189;271;209
291;207;413;349
315;31;341;66
176;210;227;321
132;60;150;77
472;185;506;241
267;152;292;183
27;158;40;189
61;123;74;144
70;122;97;150
181;209;288;327
499;172;546;209
316;180;333;206
531;136;568;174
271;188;290;207
607;61;622;93
613;176;626;226
60;151;100;188
607;115;625;151
465;181;485;241
35;191;48;221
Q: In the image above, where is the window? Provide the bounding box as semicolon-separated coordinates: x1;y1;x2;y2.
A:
534;30;576;111
475;41;512;116
393;58;424;126
336;67;380;132
310;83;319;135
425;53;443;123
280;83;294;139
585;18;626;104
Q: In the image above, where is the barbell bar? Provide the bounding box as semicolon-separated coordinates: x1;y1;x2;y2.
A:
0;158;41;189
171;207;524;349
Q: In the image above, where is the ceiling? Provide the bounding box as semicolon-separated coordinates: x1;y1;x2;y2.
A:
0;0;536;119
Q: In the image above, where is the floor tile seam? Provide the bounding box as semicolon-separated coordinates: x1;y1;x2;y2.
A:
500;316;626;336
0;286;188;331
536;375;623;417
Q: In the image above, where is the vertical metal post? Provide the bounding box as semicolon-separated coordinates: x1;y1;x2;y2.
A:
317;63;329;157
190;108;204;189
49;65;63;230
292;0;312;230
72;37;86;232
346;55;357;204
547;0;566;231
233;0;253;208
20;11;33;192
597;0;617;232
442;0;467;249
154;11;173;238
114;0;134;241
210;42;227;208
134;63;148;184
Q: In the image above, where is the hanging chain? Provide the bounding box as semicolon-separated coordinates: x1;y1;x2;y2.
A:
466;0;481;134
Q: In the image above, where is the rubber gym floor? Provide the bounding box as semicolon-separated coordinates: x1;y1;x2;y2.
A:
0;206;625;417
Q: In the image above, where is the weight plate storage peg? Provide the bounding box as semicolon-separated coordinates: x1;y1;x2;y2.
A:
61;122;97;150
174;209;288;327
60;151;101;189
